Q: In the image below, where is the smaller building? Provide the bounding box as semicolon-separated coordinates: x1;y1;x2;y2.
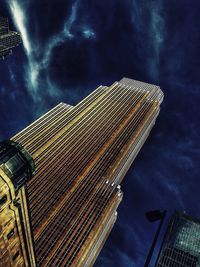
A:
156;211;200;267
0;17;21;59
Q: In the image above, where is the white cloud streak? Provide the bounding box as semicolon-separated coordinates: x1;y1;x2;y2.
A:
9;1;32;56
8;0;96;103
9;0;40;100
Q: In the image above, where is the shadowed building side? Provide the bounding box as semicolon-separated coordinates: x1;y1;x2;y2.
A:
156;211;200;267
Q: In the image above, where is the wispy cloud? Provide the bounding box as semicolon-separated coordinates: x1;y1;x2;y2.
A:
8;66;16;82
9;1;31;56
98;247;137;267
151;7;164;59
41;0;80;69
164;178;185;209
82;27;96;39
9;0;41;100
63;0;79;39
148;1;165;80
8;0;96;104
130;0;165;81
42;0;96;68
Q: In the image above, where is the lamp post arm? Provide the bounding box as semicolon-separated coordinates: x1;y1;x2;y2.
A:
144;210;167;267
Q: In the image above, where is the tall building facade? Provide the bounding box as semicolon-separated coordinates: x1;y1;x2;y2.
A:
0;78;163;266
0;17;21;59
156;211;200;267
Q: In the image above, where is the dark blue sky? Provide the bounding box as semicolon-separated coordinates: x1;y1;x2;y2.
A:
0;1;200;266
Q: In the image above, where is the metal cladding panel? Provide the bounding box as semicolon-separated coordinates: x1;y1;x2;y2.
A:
156;211;200;267
0;47;11;58
0;32;21;49
0;17;9;29
0;27;9;35
0;18;21;59
5;78;164;266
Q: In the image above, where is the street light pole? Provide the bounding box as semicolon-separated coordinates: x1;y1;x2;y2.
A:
144;210;167;267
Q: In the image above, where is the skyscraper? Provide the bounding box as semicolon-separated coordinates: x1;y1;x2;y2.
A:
156;211;200;267
0;78;163;266
0;17;21;59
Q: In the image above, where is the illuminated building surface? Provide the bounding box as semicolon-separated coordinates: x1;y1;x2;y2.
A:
0;17;21;59
0;78;163;266
156;211;200;267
